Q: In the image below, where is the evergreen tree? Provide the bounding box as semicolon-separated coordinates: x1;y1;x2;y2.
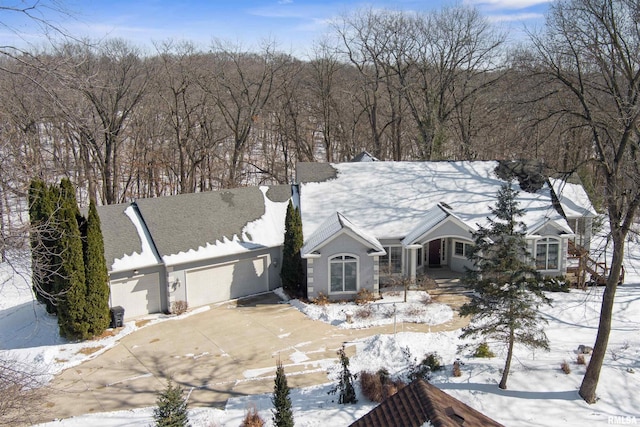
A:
271;360;294;427
459;182;551;389
153;379;190;427
28;178;58;313
55;178;89;340
83;199;111;336
330;345;358;404
280;201;304;297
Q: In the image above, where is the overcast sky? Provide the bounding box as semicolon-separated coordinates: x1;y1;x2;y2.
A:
2;0;552;56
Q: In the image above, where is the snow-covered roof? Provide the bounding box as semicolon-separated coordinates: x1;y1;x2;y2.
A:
110;205;162;273
550;178;597;218
401;204;477;246
401;205;449;246
161;186;289;266
299;161;569;241
100;185;291;272
301;212;385;257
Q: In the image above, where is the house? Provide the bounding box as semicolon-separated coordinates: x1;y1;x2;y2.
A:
350;379;504;427
98;185;290;319
98;160;596;319
297;160;595;300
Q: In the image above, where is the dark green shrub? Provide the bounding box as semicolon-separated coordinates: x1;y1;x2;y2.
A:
329;345;358;404
409;352;443;381
473;342;496;358
541;276;570;292
271;361;294;427
153;379;190;427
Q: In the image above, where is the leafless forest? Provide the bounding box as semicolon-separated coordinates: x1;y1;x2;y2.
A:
0;6;604;209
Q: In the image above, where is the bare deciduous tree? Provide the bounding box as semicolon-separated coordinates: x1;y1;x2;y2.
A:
201;40;284;188
528;0;640;403
0;354;46;425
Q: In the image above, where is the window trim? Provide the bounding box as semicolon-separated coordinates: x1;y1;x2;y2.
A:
452;240;472;259
535;237;561;271
380;245;403;275
328;253;359;294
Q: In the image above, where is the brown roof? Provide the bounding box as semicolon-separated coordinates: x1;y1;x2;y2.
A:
350;380;504;427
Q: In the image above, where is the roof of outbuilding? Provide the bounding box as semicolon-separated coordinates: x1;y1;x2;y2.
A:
350;379;504;427
351;151;380;162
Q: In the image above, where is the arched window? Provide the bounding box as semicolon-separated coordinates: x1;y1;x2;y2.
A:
536;238;560;270
329;254;358;293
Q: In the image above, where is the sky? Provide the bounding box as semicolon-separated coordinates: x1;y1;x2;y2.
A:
1;0;552;56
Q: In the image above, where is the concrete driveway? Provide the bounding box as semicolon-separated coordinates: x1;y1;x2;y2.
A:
38;292;468;423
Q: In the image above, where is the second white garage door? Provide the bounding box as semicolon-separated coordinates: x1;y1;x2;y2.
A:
185;256;268;307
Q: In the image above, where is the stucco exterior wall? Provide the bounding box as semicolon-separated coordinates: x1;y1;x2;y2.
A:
306;233;377;300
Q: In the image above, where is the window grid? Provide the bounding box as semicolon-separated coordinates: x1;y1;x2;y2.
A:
329;255;358;293
536;238;560;270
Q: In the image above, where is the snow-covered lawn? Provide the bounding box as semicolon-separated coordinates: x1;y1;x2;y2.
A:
282;287;453;329
2;244;640;426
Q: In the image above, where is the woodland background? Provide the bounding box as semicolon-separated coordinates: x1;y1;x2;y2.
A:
0;6;602;215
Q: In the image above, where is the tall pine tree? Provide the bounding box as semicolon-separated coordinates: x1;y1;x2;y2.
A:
153;379;190;427
271;360;294;427
28;178;59;313
83;199;111;336
459;182;551;389
280;200;304;297
55;178;89;340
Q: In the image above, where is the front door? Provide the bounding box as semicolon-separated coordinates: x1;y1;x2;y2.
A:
428;239;441;267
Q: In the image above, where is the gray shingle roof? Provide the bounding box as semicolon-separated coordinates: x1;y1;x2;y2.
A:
97;203;145;268
296;162;337;183
134;185;291;258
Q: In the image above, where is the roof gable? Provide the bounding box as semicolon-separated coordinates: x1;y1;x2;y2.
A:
402;204;476;246
301;212;385;257
549;178;597;218
350;379;504;427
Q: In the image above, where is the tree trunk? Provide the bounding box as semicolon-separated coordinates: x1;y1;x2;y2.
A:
579;231;625;403
499;328;515;389
0;190;5;262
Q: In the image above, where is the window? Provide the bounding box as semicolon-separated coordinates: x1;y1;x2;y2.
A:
453;241;471;258
330;255;358;293
380;246;402;274
536;238;560;270
416;247;423;267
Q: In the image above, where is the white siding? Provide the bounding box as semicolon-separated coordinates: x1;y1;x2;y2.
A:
185;256;268;307
110;272;161;319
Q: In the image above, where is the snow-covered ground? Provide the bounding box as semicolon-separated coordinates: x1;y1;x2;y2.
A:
2;233;640;426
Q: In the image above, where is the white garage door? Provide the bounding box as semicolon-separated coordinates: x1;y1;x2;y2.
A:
110;272;162;319
185;256;268;307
